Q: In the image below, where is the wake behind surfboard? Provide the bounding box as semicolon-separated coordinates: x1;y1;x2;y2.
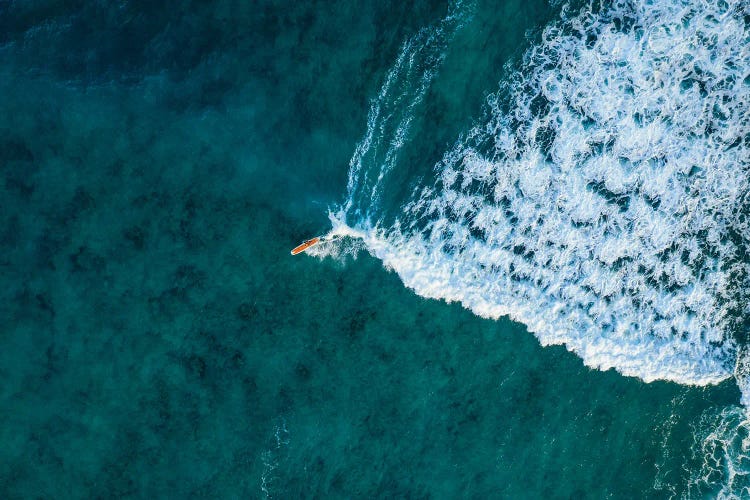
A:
290;217;367;256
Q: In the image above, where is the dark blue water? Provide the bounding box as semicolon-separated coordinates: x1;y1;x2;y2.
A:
2;0;749;497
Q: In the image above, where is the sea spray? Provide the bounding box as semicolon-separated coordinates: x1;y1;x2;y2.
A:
304;211;369;261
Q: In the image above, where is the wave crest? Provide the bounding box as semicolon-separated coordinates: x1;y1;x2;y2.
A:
344;0;750;386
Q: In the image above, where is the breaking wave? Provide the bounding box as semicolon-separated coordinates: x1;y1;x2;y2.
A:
316;0;750;495
332;0;750;388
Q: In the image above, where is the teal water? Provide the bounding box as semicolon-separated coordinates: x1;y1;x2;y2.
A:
2;0;749;498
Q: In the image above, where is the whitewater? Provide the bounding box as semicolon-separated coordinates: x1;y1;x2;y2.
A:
319;0;750;392
307;0;750;494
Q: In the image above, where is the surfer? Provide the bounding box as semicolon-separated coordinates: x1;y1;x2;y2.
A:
291;234;343;255
291;237;320;255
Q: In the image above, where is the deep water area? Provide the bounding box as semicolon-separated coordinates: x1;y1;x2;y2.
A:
1;0;748;498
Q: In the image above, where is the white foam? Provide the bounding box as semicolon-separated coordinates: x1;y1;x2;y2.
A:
343;0;472;222
687;406;750;498
304;210;369;261
260;419;290;499
340;0;750;387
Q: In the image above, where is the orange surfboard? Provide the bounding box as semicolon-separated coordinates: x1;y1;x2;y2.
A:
291;237;321;255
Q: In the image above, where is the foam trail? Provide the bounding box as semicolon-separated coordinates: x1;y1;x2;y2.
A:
339;0;750;388
304;211;369;261
342;0;471;223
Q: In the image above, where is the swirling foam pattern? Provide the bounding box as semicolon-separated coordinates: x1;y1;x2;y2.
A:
688;407;750;498
343;0;750;386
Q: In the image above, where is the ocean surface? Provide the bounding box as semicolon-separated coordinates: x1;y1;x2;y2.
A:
2;0;749;498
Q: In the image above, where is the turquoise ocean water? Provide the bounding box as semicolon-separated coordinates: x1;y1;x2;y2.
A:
2;0;749;497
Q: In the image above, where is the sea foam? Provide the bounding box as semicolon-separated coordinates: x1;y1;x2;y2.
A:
338;0;750;388
343;0;471;221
